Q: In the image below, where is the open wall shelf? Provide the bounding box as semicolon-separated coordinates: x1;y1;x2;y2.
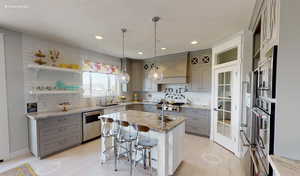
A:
29;90;82;95
27;64;82;74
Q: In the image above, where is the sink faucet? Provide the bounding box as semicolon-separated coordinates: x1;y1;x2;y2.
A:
160;99;168;126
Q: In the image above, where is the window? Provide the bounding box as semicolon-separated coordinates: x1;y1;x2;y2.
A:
82;72;120;97
216;47;238;65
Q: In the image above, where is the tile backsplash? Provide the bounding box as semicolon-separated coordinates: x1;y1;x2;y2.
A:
140;84;211;106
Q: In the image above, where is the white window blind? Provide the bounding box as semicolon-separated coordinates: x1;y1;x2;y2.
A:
82;72;120;97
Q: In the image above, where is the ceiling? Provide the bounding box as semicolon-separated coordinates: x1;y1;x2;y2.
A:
0;0;255;59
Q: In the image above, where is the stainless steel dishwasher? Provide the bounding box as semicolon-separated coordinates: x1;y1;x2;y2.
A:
82;110;104;142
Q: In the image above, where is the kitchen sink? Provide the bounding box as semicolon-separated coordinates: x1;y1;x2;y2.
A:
158;115;176;122
102;104;119;107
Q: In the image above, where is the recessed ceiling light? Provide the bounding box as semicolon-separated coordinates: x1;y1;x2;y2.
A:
191;41;198;45
138;52;143;55
95;35;103;40
161;47;167;50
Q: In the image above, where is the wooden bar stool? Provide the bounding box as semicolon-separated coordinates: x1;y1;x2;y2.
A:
134;125;158;176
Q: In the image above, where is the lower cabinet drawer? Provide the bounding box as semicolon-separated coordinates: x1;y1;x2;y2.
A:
39;114;81;129
185;118;210;136
39;123;82;143
40;135;82;157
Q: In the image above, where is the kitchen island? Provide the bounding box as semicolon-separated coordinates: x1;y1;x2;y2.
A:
99;110;186;176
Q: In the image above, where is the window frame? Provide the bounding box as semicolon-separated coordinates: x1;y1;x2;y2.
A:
82;71;120;98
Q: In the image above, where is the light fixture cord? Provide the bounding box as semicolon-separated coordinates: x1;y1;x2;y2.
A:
154;20;157;58
122;29;126;72
122;30;125;59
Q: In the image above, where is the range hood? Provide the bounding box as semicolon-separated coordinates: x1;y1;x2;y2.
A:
154;52;188;84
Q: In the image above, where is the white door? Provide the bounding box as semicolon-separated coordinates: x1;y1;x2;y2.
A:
213;66;238;153
0;33;10;160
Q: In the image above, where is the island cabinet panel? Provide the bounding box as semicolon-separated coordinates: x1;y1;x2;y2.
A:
181;108;210;136
28;113;82;159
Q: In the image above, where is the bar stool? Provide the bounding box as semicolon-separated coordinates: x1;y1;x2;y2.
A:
115;120;137;175
99;117;119;166
134;125;158;176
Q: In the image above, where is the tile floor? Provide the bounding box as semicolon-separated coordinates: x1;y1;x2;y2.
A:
0;135;247;176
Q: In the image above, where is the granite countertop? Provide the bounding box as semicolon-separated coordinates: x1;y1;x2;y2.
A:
99;110;186;133
26;106;104;120
268;155;300;176
126;101;210;110
26;101;210;120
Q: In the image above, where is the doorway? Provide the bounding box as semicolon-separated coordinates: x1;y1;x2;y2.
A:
213;65;238;153
211;35;242;156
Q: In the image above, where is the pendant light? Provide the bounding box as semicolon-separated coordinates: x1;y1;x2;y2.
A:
148;16;163;82
119;28;130;83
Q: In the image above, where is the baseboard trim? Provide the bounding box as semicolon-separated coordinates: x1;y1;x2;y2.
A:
9;148;30;160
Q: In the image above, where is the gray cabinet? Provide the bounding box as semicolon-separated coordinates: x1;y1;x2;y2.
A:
129;59;157;92
143;77;158;92
188;50;212;92
143;104;158;113
181;108;210;136
190;64;211;92
28;113;82;159
130;60;144;92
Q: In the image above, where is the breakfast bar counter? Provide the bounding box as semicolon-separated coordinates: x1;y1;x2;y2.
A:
99;110;186;176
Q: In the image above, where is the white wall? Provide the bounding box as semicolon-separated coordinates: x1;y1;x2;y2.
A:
23;34;121;112
0;33;10;160
0;27;121;156
0;28;26;156
275;0;300;160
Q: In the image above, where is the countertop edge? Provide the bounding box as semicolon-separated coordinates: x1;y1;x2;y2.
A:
26;101;210;120
268;155;300;176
